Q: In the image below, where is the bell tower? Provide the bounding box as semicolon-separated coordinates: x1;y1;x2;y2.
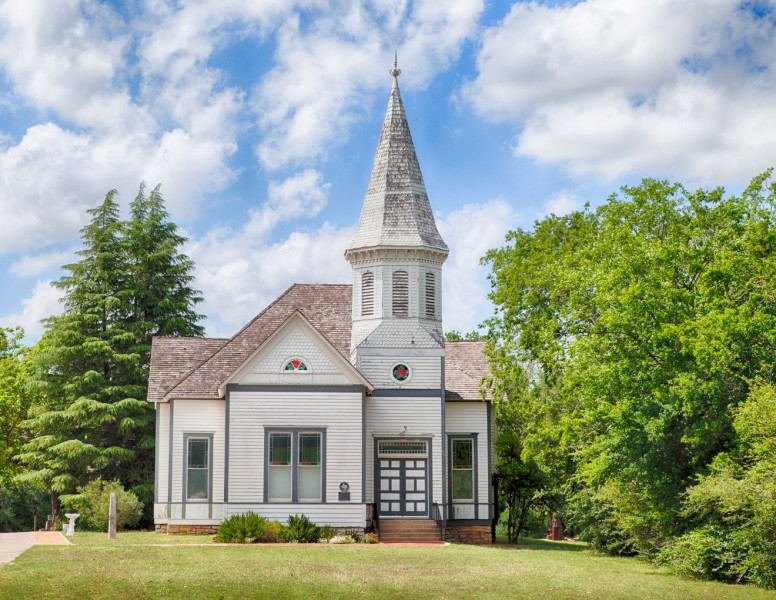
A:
345;57;448;367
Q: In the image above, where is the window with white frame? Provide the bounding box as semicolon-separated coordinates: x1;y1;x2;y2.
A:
266;430;324;503
451;438;474;502
186;436;210;501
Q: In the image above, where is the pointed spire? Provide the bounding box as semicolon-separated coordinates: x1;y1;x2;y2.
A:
347;58;448;254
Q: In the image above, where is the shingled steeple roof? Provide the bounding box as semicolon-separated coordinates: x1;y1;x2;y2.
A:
347;59;448;253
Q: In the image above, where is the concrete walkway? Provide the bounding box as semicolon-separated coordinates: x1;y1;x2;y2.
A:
0;531;70;564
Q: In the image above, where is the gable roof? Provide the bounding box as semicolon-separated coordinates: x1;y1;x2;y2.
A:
148;337;228;402
218;310;373;394
148;285;493;403
445;340;492;402
347;71;447;253
157;284;352;401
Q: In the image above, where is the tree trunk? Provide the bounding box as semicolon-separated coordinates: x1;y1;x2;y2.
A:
50;490;60;523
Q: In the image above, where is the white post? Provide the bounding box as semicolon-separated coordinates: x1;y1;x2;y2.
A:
108;492;117;539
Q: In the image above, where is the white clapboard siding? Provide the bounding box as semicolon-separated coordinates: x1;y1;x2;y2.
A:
226;503;366;528
228;391;363;504
359;355;441;388
157;402;170;503
366;396;443;505
170;399;226;504
446;401;491;520
236;323;354;387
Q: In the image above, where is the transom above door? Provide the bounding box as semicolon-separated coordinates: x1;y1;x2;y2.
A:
376;439;429;517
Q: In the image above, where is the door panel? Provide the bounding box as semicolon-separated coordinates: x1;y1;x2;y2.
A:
378;458;428;516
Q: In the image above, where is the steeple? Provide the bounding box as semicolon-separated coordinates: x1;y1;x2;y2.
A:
346;56;448;254
346;58;447;358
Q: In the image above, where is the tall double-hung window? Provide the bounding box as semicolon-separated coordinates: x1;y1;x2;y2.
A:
451;438;474;502
267;430;324;503
185;435;211;502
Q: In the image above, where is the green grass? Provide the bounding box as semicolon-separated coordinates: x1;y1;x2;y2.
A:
1;533;774;599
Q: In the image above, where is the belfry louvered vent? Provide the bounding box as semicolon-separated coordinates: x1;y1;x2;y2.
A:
392;270;409;317
361;271;374;316
425;272;436;319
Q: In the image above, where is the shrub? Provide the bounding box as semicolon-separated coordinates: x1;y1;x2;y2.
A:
284;514;320;543
363;532;379;544
318;525;337;542
215;513;284;543
328;534;355;544
658;526;743;583
343;528;362;542
60;479;143;531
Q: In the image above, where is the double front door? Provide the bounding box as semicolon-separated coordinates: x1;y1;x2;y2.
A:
378;457;428;516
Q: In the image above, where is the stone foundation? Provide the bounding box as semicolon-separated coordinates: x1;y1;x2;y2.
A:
444;525;492;545
160;524;219;535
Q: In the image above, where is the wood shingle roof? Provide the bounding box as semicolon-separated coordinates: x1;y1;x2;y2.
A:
149;285;491;403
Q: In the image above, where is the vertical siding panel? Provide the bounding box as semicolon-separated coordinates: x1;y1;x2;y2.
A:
366;397;443;506
170;400;226;504
445;402;490;519
156;403;169;504
360;356;441;388
228;391;363;504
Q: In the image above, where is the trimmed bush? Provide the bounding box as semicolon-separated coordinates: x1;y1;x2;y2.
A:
215;513;283;543
60;479;143;531
284;514;320;543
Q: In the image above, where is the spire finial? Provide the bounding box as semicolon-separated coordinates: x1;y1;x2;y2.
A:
391;50;401;78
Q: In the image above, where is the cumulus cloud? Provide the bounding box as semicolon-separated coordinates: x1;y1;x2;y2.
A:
541;190;581;218
254;0;483;170
464;0;776;183
437;198;519;334
0;279;63;339
9;249;74;277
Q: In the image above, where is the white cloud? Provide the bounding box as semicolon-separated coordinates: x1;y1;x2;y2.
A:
254;0;483;170
465;0;776;183
0;279;63;339
437;198;518;334
541;191;581;218
10;249;74;277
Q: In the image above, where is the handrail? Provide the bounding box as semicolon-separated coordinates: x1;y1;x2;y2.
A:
366;502;379;536
432;503;444;539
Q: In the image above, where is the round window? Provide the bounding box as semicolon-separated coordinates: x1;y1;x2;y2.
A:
391;363;411;382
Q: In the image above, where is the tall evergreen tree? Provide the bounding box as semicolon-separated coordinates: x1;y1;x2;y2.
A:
16;185;203;518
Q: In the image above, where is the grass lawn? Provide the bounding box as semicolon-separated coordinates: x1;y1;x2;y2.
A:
1;533;774;599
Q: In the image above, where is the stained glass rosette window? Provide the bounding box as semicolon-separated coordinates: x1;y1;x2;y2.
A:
284;359;308;371
392;363;410;382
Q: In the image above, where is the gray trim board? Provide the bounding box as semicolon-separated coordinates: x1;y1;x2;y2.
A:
486;401;493;520
369;388;441;398
361;389;366;504
154;402;159;504
224;390;230;503
440;355;446;519
168;400;174;504
447;433;479;520
264;428;327;504
182;432;214;504
227;384;366;394
447;519;492;526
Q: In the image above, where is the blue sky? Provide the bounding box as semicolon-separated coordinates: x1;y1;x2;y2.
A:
0;0;775;342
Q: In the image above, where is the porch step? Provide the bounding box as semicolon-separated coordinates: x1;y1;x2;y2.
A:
379;520;442;543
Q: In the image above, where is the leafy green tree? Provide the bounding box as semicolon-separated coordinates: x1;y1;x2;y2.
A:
16;185;203;519
484;171;776;564
0;327;40;482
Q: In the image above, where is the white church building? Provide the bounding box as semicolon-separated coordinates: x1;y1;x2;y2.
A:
148;63;495;544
